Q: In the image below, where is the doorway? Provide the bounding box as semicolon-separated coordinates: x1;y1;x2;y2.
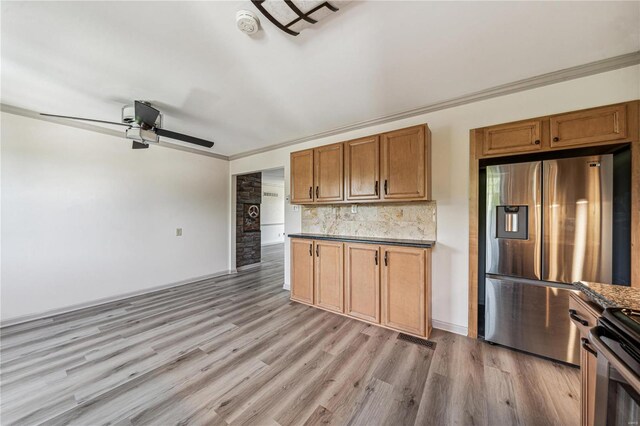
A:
234;168;285;269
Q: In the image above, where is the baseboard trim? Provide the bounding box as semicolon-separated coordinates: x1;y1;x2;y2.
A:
432;319;468;336
0;269;233;328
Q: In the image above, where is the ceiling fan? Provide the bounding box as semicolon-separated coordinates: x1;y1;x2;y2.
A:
41;101;214;150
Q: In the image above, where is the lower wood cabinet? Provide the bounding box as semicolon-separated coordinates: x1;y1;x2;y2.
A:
290;237;432;338
345;243;380;323
381;245;428;336
569;292;601;426
290;238;314;304
314;241;344;313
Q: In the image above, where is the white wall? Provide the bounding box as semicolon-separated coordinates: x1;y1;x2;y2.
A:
1;113;230;322
229;65;640;335
261;181;285;246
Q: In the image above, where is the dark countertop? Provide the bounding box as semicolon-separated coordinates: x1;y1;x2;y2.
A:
574;281;640;311
287;233;435;249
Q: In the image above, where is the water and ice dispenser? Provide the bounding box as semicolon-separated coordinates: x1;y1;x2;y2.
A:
496;206;528;240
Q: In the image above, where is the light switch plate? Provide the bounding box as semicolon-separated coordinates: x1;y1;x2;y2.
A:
292;205;299;211
176;228;183;236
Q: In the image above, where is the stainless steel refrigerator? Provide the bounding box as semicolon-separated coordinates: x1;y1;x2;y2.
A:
484;155;614;364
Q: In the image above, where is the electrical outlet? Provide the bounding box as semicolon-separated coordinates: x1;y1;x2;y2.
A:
351;205;358;214
176;228;183;236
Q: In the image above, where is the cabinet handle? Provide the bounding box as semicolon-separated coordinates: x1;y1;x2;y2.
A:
316;245;319;257
374;251;378;265
384;180;388;195
374;181;379;196
316;186;319;199
568;309;588;326
534;140;540;145
384;251;388;266
581;338;597;357
309;244;312;256
553;137;560;142
309;187;312;199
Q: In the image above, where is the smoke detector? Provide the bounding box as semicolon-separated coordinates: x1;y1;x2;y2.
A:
236;10;260;35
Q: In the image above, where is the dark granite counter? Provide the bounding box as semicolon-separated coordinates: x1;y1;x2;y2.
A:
574;281;640;311
287;233;435;249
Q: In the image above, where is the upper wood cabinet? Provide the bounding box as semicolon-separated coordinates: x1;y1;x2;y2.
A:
290;149;314;204
550;104;628;148
290;124;431;204
291;238;314;304
381;126;428;200
472;101;638;160
481;120;542;156
345;243;380;323
381;245;427;336
314;143;344;202
314;240;344;313
345;136;380;201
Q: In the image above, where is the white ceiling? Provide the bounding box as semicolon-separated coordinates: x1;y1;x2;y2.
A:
2;1;639;157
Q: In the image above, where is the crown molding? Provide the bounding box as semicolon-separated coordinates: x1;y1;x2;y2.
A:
228;51;640;160
0;104;230;161
3;52;639;162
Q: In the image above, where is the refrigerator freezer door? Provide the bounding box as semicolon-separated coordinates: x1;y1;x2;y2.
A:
485;277;580;365
543;155;613;284
486;161;541;279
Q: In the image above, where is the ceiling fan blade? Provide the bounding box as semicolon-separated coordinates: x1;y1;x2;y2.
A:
154;128;214;148
40;113;131;127
134;101;160;128
131;141;149;149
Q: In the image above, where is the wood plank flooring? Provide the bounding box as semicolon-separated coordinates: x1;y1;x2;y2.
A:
0;243;580;425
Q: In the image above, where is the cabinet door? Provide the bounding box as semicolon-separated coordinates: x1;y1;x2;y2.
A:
381;245;426;336
314;143;344;202
345;136;380;201
550;104;627;148
482;120;542;156
345;243;380;323
314;241;344;313
291;239;314;304
581;345;597;426
381;126;426;199
291;149;314;204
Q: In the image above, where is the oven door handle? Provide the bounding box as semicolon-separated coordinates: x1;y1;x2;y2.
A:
589;326;640;393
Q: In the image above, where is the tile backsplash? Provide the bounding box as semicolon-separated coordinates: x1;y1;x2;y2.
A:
301;202;437;241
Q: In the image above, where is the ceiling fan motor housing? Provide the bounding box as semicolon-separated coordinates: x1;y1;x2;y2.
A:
125;127;159;144
121;103;162;126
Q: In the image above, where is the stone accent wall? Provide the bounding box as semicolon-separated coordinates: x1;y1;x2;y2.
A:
236;172;262;267
302;202;437;241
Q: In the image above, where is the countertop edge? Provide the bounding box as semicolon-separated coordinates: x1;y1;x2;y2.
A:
287;233;435;248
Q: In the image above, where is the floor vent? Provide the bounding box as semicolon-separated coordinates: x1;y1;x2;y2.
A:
398;333;436;349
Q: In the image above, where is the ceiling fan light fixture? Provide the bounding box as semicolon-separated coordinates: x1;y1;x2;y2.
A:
236;10;260;35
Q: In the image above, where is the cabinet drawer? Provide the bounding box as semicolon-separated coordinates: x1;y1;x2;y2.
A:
482;120;542;156
550;104;627;148
568;292;600;339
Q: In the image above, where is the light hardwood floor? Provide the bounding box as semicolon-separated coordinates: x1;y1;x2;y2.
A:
0;243;579;425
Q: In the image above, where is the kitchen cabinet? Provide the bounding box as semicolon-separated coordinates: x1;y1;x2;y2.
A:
345;136;380;201
569;292;601;426
381;125;428;200
290;238;314;304
289;124;431;204
314;143;344;202
314;240;344;313
550;104;628;148
381;245;428;336
345;243;380;323
290;236;432;338
290;149;314;204
481;120;543;156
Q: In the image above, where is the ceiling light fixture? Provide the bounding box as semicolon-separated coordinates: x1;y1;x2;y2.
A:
251;0;343;36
